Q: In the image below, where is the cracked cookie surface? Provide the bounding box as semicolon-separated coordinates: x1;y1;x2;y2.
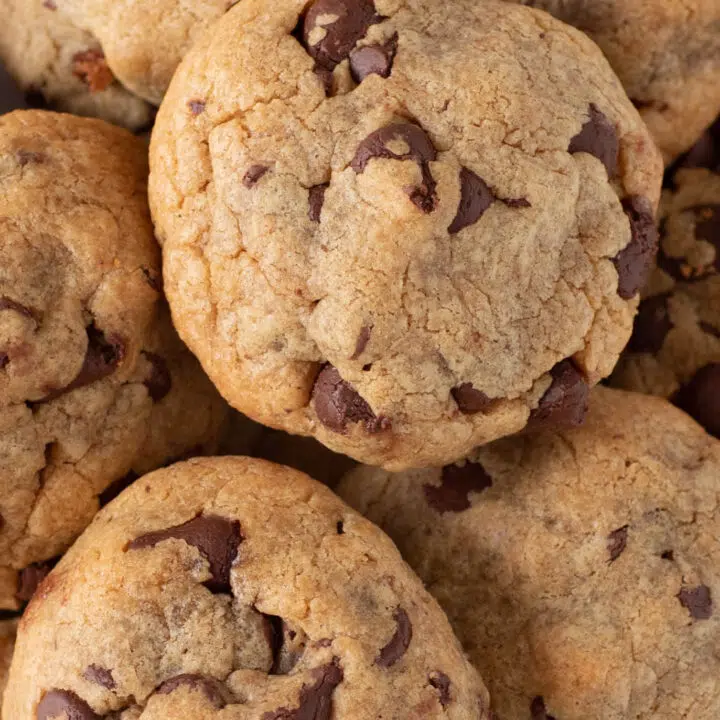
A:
515;0;720;165
4;456;488;719
0;0;154;131
55;0;239;104
337;387;720;719
0;110;228;610
150;0;662;470
612;125;720;438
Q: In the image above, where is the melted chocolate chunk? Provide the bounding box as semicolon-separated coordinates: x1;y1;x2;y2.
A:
312;364;389;434
677;584;713;620
607;526;628;562
308;183;328;223
527;360;589;430
613;196;658;299
128;514;242;594
530;695;556;720
83;665;116;690
36;689;100;720
350;325;372;359
628;294;673;354
448;167;495;234
302;0;380;71
72;49;114;92
425;462;493;513
568;104;618;177
0;60;28;114
351;123;438;213
16;560;55;603
243;164;269;188
38;324;125;403
98;471;138;507
451;382;495;415
672;363;720;438
376;607;412;667
261;659;343;720
142;352;172;402
429;672;451;707
157;674;229;708
349;33;398;83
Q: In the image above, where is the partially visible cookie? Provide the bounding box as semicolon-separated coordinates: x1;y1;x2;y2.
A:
611;142;720;437
5;457;488;719
516;0;720;164
0;619;16;705
0;110;229;610
0;0;154;131
56;0;239;104
338;387;720;719
150;0;662;470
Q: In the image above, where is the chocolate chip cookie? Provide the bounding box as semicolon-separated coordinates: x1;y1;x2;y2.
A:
0;0;154;131
55;0;238;104
149;0;663;470
338;387;720;719
0;110;228;610
4;456;488;719
611;137;720;437
515;0;720;164
0;619;16;705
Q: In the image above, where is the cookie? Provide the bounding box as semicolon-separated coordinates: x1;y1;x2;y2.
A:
4;456;488;719
149;0;662;470
56;0;239;104
0;619;16;705
0;110;229;610
515;0;720;164
337;387;720;719
0;0;154;132
611;143;720;437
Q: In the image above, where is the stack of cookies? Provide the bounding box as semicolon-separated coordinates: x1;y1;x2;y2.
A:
1;1;719;718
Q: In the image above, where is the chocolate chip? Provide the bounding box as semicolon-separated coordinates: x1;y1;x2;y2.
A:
679;117;720;172
0;296;37;322
424;461;493;513
15;560;55;603
336;520;344;534
36;690;100;720
157;674;229;708
429;672;451;708
261;659;343;720
83;665;116;690
38;324;125;403
612;196;658;299
188;99;206;116
349;33;397;83
628;293;673;354
658;205;720;282
308;183;328;222
16;150;45;166
376;607;412;667
350;325;372;359
527;360;589;430
678;584;713;620
607;526;628;562
451;382;495;415
128;514;242;594
243;165;269;188
0;60;28;114
351;123;438;213
98;471;138;508
302;0;380;71
72;49;114;93
568;104;619;177
312;364;389;434
142;352;172;402
43;0;57;8
672;363;720;438
448;167;495;234
661;550;674;561
502;197;531;209
530;695;556;720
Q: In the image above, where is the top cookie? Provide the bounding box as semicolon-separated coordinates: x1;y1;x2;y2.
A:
338;387;720;719
0;110;228;610
4;456;488;719
150;0;662;470
55;0;239;104
516;0;720;164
